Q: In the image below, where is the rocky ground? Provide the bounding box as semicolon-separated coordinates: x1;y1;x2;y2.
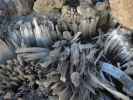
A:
0;0;133;100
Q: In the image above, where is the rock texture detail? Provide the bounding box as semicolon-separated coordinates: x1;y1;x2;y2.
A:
110;0;133;30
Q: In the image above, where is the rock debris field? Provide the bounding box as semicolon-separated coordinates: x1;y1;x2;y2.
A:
0;0;133;100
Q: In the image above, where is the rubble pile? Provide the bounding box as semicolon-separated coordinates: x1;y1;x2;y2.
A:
0;0;133;100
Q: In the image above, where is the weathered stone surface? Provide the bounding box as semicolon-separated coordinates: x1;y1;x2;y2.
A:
0;0;8;16
0;0;34;16
14;0;35;16
110;0;133;30
34;0;64;13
